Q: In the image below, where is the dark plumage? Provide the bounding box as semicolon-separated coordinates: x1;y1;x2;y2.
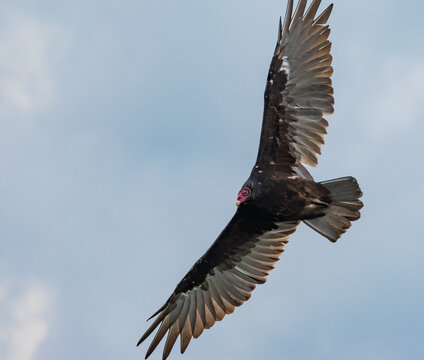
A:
137;1;363;358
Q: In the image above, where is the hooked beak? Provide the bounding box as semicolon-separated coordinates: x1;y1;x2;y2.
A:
236;200;240;207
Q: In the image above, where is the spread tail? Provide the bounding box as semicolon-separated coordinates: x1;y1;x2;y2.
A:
303;177;363;242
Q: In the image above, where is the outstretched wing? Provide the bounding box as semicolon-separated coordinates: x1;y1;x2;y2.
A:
137;206;299;360
255;0;334;175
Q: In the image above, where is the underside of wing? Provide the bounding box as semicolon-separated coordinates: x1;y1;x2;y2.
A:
137;211;299;360
256;0;334;173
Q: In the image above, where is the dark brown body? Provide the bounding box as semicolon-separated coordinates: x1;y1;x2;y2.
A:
242;171;331;221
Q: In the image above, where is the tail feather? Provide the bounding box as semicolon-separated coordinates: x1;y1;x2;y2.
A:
304;177;363;242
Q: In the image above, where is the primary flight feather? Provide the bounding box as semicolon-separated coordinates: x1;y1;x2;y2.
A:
137;1;363;358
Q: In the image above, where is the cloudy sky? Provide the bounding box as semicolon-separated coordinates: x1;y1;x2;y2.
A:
1;0;423;359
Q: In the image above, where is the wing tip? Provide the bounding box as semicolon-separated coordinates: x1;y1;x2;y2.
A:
282;0;294;38
278;16;283;42
147;303;167;321
314;3;333;25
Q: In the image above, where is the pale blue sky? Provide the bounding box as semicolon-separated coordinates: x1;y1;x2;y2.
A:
1;1;424;360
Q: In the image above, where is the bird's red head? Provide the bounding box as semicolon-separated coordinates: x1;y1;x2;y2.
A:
236;187;252;207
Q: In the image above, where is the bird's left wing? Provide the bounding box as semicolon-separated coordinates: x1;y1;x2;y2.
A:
137;207;299;359
255;0;334;175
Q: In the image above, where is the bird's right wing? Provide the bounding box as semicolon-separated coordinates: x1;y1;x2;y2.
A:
255;0;334;175
137;206;299;359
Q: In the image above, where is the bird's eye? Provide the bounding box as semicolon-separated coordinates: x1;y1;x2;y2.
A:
242;188;251;197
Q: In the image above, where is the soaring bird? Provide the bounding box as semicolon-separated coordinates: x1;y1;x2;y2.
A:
137;0;363;358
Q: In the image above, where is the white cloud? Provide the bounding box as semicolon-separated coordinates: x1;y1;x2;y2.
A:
0;282;52;360
0;15;66;119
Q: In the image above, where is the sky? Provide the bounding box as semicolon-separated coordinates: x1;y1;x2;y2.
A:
1;0;424;359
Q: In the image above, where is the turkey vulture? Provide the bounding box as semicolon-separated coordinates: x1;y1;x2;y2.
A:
137;0;363;358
